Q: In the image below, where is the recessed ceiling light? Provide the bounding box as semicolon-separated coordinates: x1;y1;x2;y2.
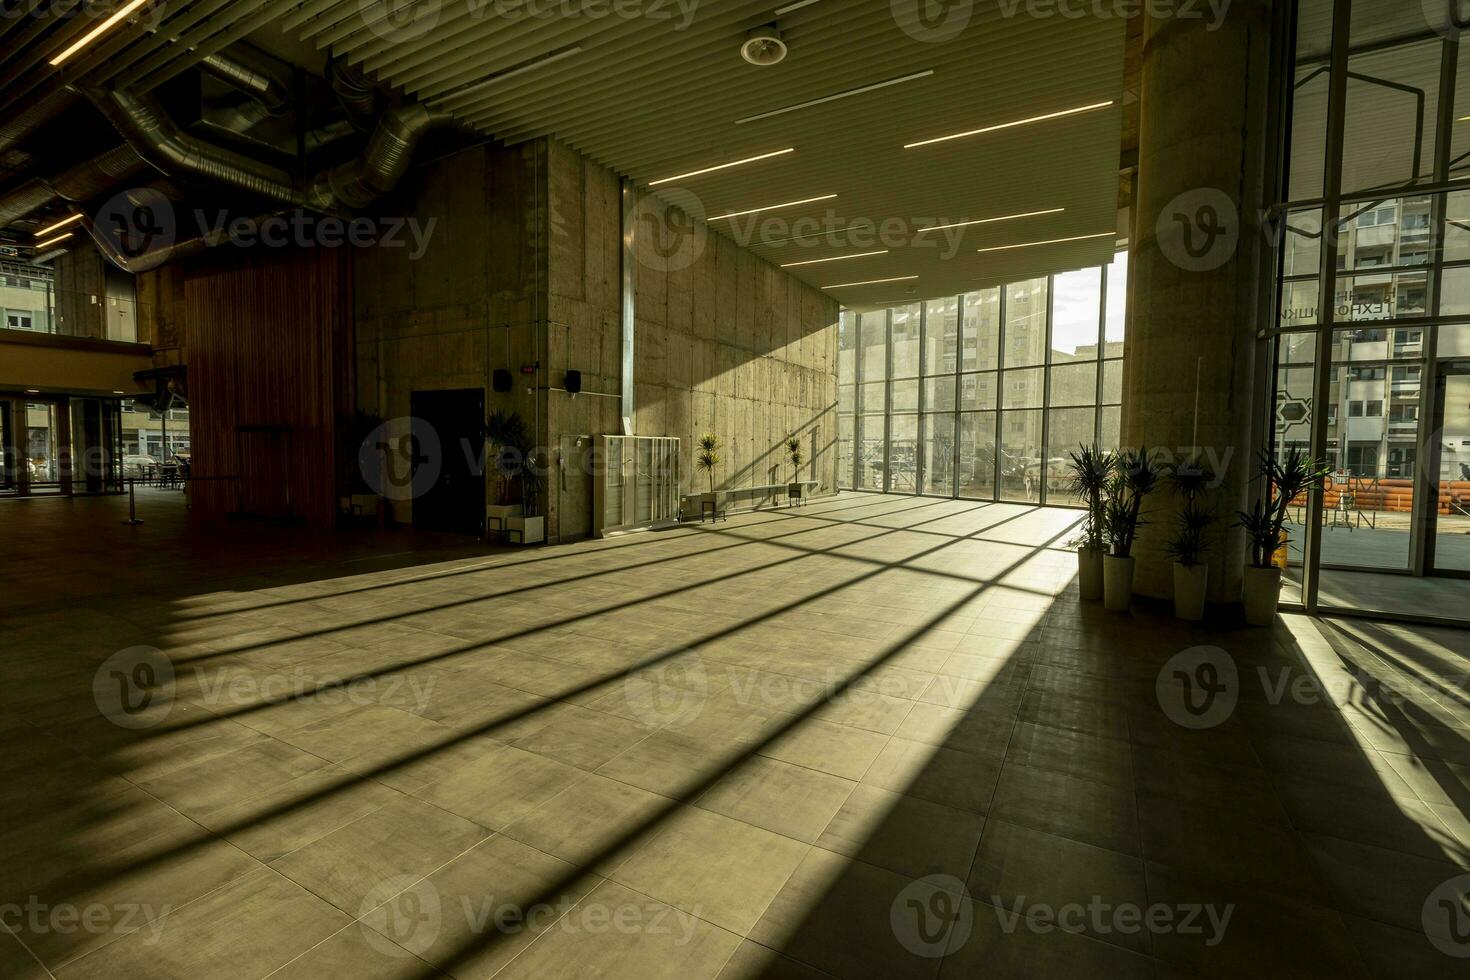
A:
914;208;1065;235
113;390;126;394
737;70;934;125
49;0;148;66
25;389;40;394
774;0;822;12
649;148;795;186
975;231;1114;253
35;232;74;250
824;275;918;289
905;100;1116;149
781;250;888;268
712;194;837;220
36;213;82;237
755;222;876;247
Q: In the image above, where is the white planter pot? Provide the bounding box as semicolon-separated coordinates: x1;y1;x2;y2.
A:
1173;562;1208;622
1242;565;1282;626
1077;547;1104;602
486;503;522;538
506;515;544;545
1103;554;1135;612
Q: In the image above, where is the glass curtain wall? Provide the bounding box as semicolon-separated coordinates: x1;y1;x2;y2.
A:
1273;0;1470;607
837;252;1129;505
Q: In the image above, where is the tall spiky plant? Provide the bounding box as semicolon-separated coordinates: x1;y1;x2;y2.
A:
1166;460;1217;568
786;437;804;483
1236;447;1331;568
696;433;720;494
1103;449;1160;559
1068;444;1115;553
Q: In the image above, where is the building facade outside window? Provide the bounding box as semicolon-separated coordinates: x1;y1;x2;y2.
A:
836;250;1127;507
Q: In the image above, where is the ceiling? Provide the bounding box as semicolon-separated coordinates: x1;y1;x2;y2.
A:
2;0;1126;305
272;0;1126;306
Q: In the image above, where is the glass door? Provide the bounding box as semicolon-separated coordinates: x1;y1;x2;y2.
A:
1427;362;1470;575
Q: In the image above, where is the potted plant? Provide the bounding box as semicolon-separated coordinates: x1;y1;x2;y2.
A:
1236;447;1330;625
786;437;806;506
1067;444;1114;602
694;433;721;517
505;444;546;545
485;410;526;534
1101;449;1159;612
1165;461;1216;622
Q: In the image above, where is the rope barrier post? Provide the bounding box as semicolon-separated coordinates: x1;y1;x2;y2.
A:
122;477;144;526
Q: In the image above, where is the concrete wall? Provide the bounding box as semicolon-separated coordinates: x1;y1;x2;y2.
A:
353;141;547;525
543;140;841;542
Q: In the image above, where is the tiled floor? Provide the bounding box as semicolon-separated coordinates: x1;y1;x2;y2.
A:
1284;566;1470;625
2;491;1469;978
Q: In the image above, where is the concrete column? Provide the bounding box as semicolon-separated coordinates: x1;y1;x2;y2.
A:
1122;0;1275;602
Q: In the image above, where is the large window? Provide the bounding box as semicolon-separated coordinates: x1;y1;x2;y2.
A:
835;253;1129;506
1273;0;1470;602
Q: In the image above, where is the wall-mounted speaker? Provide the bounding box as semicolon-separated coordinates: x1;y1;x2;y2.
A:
493;369;513;393
565;370;582;395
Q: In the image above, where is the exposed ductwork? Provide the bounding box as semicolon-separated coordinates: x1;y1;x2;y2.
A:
200;50;291;116
0;143;146;228
327;57;378;131
0;88;81;155
87;88;303;205
0;180;58;228
305;104;452;211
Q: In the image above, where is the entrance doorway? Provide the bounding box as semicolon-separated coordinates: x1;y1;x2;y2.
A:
410;389;485;536
1427;362;1470;576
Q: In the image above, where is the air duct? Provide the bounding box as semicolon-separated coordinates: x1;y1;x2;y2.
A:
0;88;81;154
305;103;452;210
86;88;303;205
200;50;291;116
327;57;378;130
0;144;146;228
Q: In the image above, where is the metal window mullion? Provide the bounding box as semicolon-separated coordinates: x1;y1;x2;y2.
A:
1040;275;1055;507
1304;0;1354;614
1097;259;1109;447
995;286;1007;500
1412;30;1459;576
953;296;963;499
917;302;928;496
883;308;893;494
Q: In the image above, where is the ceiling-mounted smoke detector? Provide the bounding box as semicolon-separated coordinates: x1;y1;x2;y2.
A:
741;26;787;66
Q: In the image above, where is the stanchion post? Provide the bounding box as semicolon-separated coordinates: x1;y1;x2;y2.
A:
122;477;144;526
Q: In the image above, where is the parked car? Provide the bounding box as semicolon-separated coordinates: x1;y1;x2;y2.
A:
123;454;157;478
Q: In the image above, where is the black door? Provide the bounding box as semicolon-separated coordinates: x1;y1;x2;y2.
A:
410;389;485;535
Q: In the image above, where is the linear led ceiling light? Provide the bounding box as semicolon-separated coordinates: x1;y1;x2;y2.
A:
49;0;148;67
650;148;795;186
824;275;918;289
905;100;1115;149
737;70;935;125
35;213;83;237
444;45;584;100
35;232;74;249
975;231;1114;253
712;193;837;220
914;208;1065;235
774;0;822;13
781;250;888;268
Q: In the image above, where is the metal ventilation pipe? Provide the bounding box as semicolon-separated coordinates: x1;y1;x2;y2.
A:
305;103;452;210
0;88;81;154
327;57;379;130
0;144;146;228
200;50;291;116
0;180;59;228
86;88;302;205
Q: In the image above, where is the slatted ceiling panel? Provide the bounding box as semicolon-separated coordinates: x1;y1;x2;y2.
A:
272;0;1123;303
